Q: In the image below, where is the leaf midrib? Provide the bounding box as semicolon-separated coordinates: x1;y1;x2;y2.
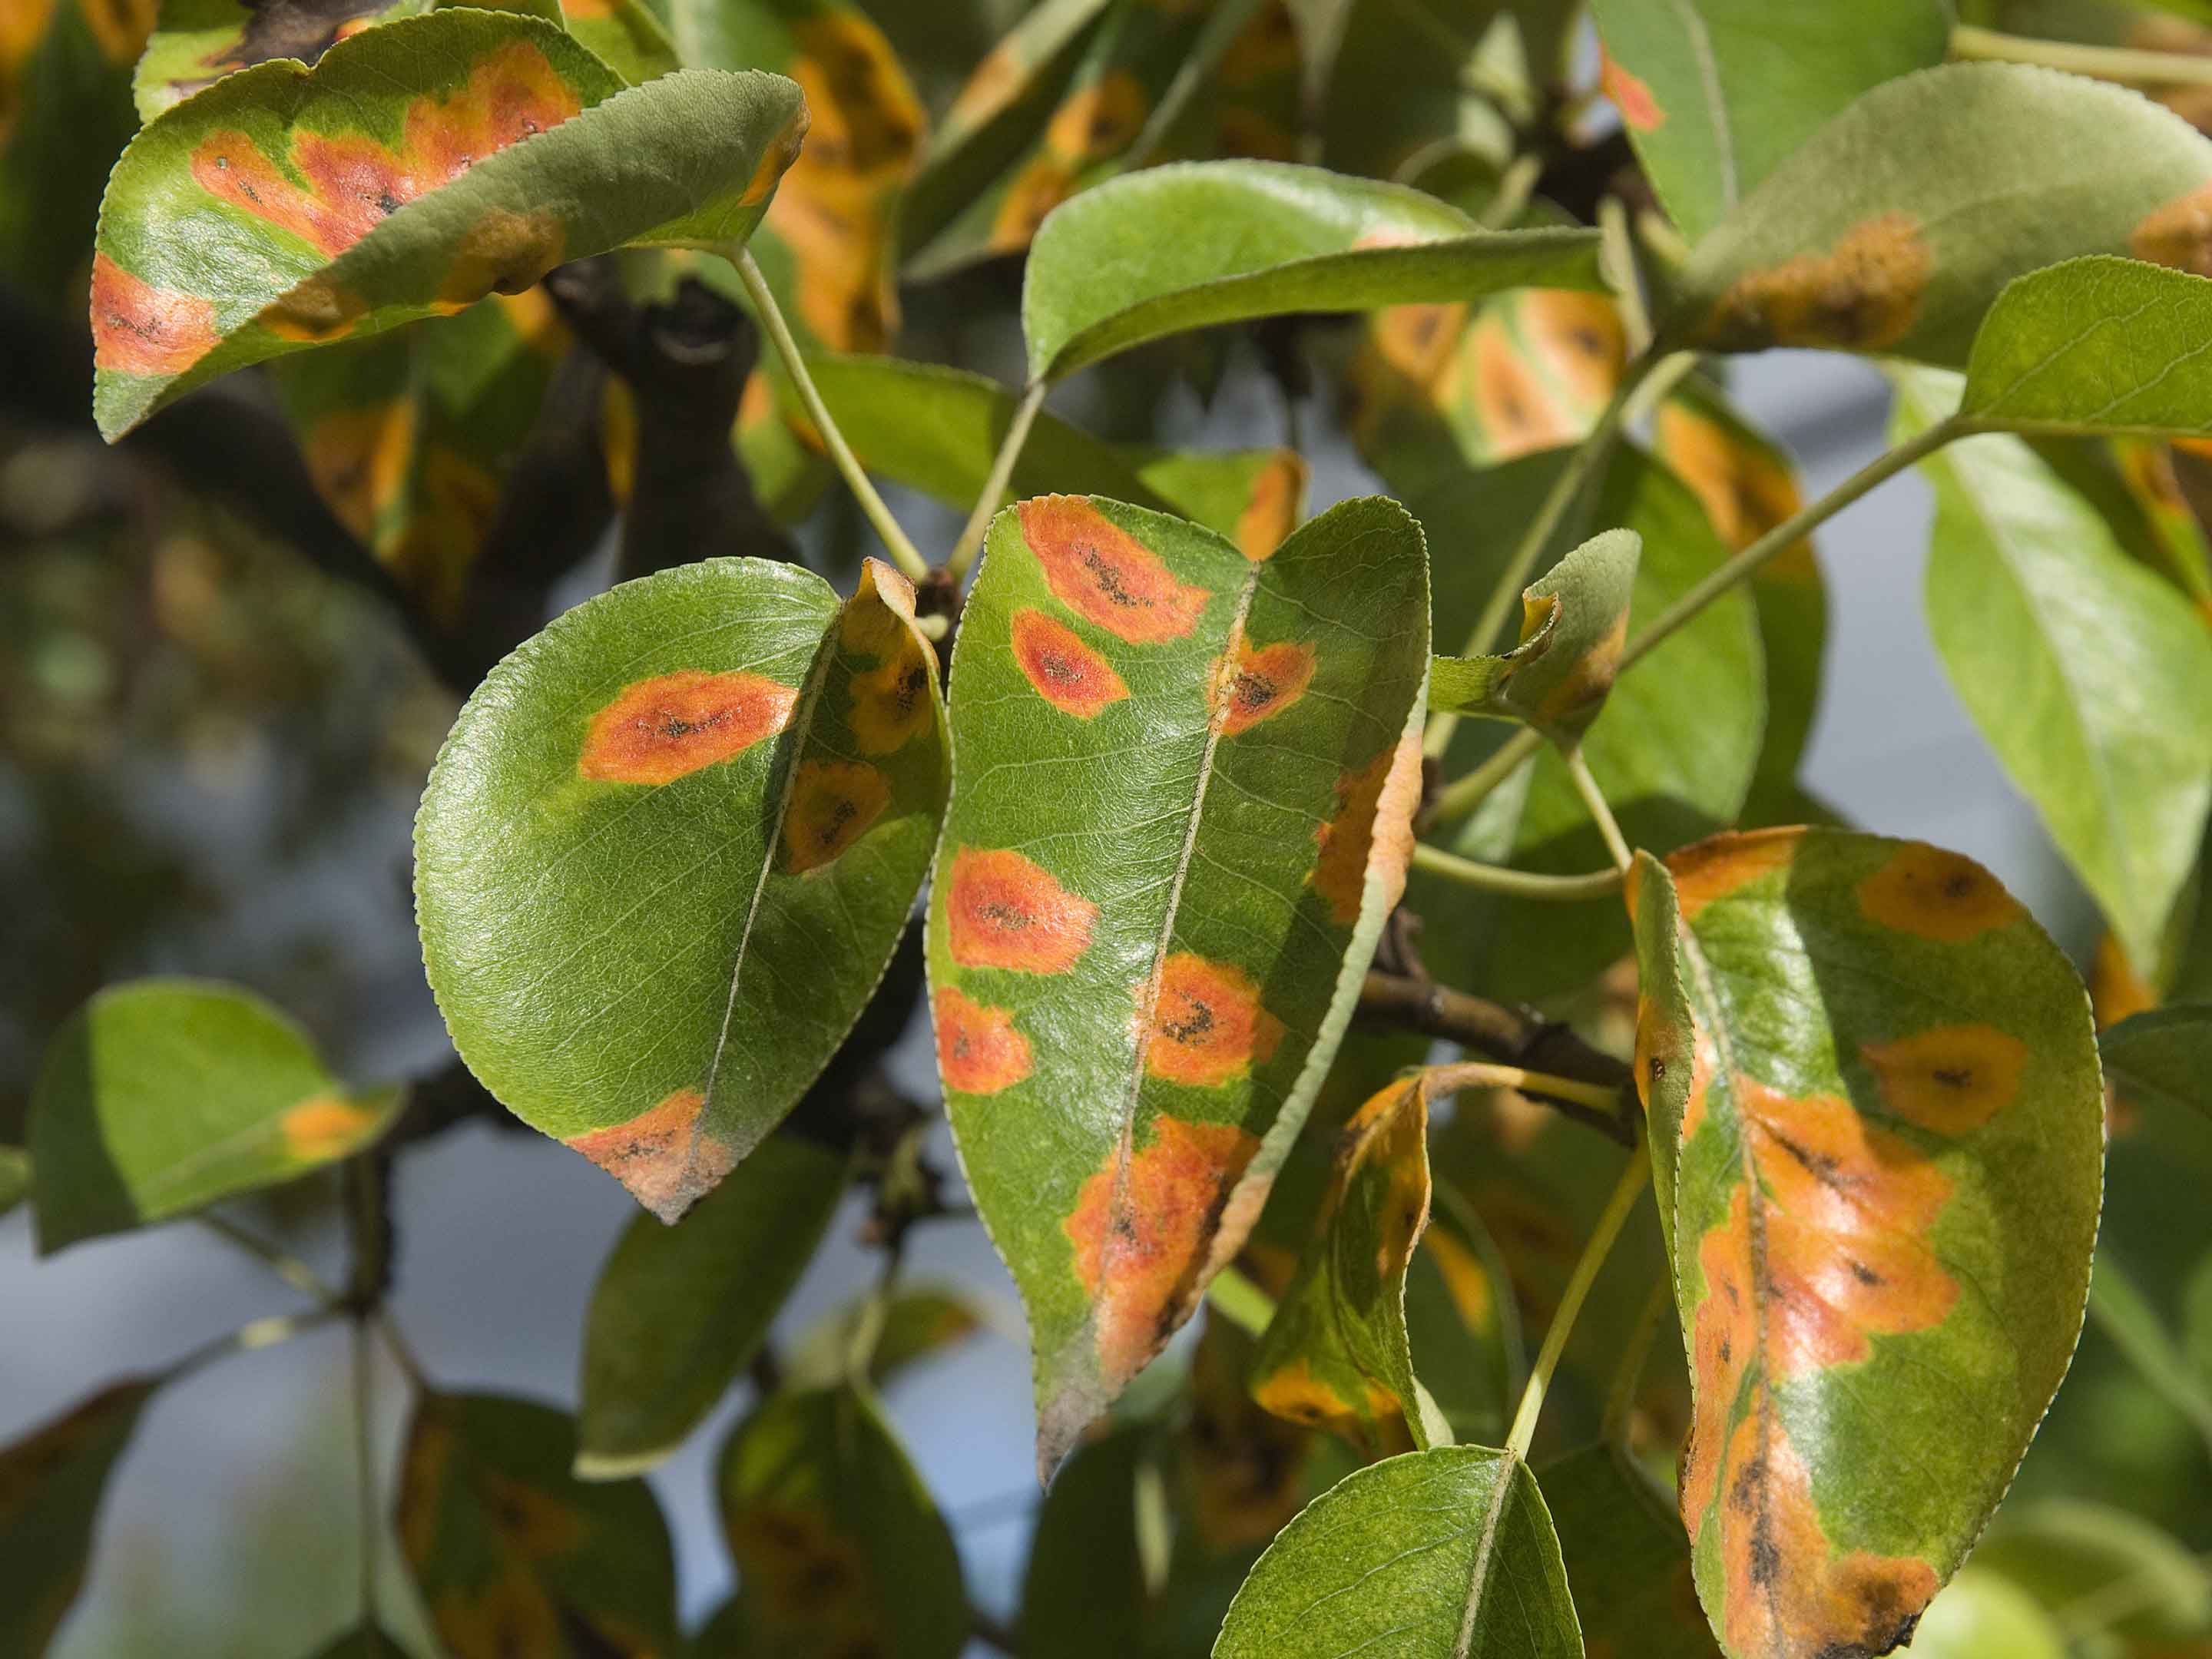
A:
1452;1449;1515;1658
1671;0;1737;219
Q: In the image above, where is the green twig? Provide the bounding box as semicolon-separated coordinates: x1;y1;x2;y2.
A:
1419;726;1542;831
353;1315;381;1651
1505;1144;1651;1459
728;249;929;583
1597;197;1651;357
1421;1059;1625;1120
1563;747;1634;873
1205;1263;1278;1337
171;1307;341;1381
197;1211;342;1304
947;379;1048;582
1952;22;2212;86
1409;840;1623;899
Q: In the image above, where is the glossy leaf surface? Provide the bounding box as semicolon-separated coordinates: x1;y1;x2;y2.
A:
1666;64;2212;366
91;9;805;437
1962;256;2212;440
1213;1445;1579;1658
1429;528;1639;743
2101;1005;2212;1119
576;1131;850;1478
1250;1072;1432;1456
1894;366;2212;978
1635;828;2104;1659
1022;160;1603;382
31;979;399;1253
715;1385;966;1659
1588;0;1950;245
1545;1443;1720;1659
396;1391;678;1658
0;1378;157;1659
418;557;945;1220
932;495;1429;1471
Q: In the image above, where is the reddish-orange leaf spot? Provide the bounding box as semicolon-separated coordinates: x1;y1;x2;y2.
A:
1657;403;1804;556
1707;212;1932;350
1042;69;1148;162
565;1088;735;1222
1472;313;1578;459
1018;495;1211;644
1600;48;1663;131
437;207;567;305
1856;843;2019;942
849;644;933;754
1217;637;1316;735
781;760;890;873
1143;953;1283;1087
739;106;811;208
1234;452;1307;561
1311;733;1422;926
1669;828;1803;923
1065;1116;1262;1388
1634;991;1717;1143
1862;1025;2025;1134
1520;290;1627;412
944;846;1098;973
1011;608;1128;720
2132;180;2212;278
990;154;1076;253
578;670;797;786
1683;1184;1755;1533
933;986;1033;1095
88;253;220;377
279;1094;378;1160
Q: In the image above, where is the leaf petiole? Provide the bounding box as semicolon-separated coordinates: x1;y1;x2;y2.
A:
1409;841;1624;899
1952;22;2212;88
946;379;1048;582
1563;747;1634;873
727;249;931;584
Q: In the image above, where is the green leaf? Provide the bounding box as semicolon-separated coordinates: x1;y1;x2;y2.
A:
416;557;946;1220
575;1131;851;1479
2102;1005;2212;1118
1655;378;1829;825
1962;256;2212;439
553;0;677;88
91;8;806;439
1588;0;1951;246
1250;1072;1434;1457
0;0;144;309
1543;1443;1720;1659
1642;827;2103;1659
1896;1568;2067;1659
1404;1198;1524;1450
2088;1254;2212;1454
299;1623;412;1659
1213;1445;1581;1658
1892;366;2212;978
0;1378;160;1659
1022;159;1604;382
270;290;568;622
930;495;1429;1472
0;1146;28;1220
1316;0;1515;184
396;1391;678;1658
1664;63;2212;366
1972;1500;2212;1650
784;1283;987;1392
715;1385;966;1659
1018;1421;1151;1659
1430;528;1640;743
29;979;400;1254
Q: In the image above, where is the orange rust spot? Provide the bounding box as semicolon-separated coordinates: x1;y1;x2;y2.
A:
1185;1316;1313;1549
1312;732;1423;926
384;447;498;624
1706;213;1932;351
739;105;810;208
1371;300;1466;386
1065;1117;1263;1387
1011;608;1129;719
725;1502;881;1645
2089;932;2157;1029
1861;1025;2025;1134
944;846;1098;973
1520;290;1627;412
1534;608;1628;728
89;253;220;378
1668;828;1804;923
933;986;1033;1095
1683;1184;1755;1535
429;1561;563;1658
1856;843;2019;942
990;154;1076;253
1423;1227;1495;1333
1634;987;1716;1144
1472;312;1578;459
1217;636;1316;735
846;582;934;756
1018;495;1211;644
78;0;156;65
1656;402;1809;571
1251;1355;1361;1429
1218;1;1300;86
1601;48;1663;131
262;271;370;343
781;760;890;873
1144;953;1283;1087
1044;70;1148;161
839;557;917;654
279;1094;378;1160
190;41;584;262
302;398;416;544
437;207;567;306
578;670;797;786
2132;180;2212;277
1234;452;1306;561
565;1088;736;1221
946;36;1022;131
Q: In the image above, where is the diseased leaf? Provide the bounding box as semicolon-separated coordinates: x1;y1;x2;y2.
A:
2102;1005;2212;1120
1638;827;2104;1659
0;1378;159;1659
1655;379;1828;825
1250;1071;1433;1457
931;495;1429;1472
418;558;946;1220
552;0;677;88
784;1284;986;1392
1664;63;2212;366
91;8;806;438
1316;0;1516;184
1588;0;1950;245
576;1131;850;1479
1545;1442;1720;1659
715;1385;966;1659
674;0;922;352
1018;1421;1150;1659
396;1391;678;1659
1404;1198;1523;1450
1430;528;1640;743
1962;256;2212;440
30;979;400;1254
1893;366;2212;978
1213;1444;1580;1658
1022;160;1604;382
